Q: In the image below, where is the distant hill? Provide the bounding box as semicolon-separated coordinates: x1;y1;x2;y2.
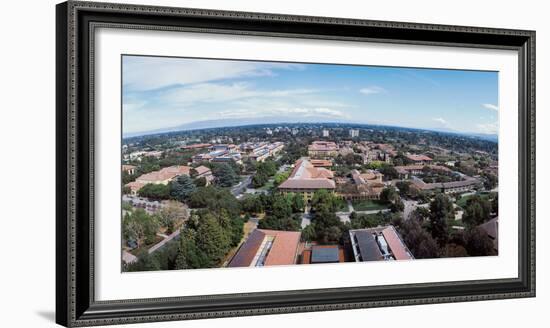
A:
123;116;498;143
123;116;351;138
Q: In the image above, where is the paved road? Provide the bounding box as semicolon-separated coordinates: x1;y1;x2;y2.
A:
347;200;355;212
231;175;252;196
300;212;313;228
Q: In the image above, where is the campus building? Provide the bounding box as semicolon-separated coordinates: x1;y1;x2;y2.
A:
349;226;414;262
410;176;480;194
395;164;452;179
338;169;385;200
300;245;345;264
278;159;335;202
405;154;433;165
349;129;360;138
308;141;339;158
228;229;301;267
125;165;205;195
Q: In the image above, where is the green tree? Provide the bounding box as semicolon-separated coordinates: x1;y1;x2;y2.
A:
158;201;189;233
395;181;410;196
274;171;290;187
188;186;241;217
259;214;300;231
213;163;239;187
462;195;492;227
138;183;170;200
290;193;305;213
240;195;264;214
399;219;440;259
195;212;231;267
122;208;160;247
311;189;338;213
169;175;197;202
175;229;207;269
301;224;316;242
465;227;495;256
313;208;343;244
378;164;399;179
428;193;454;244
380;186;399;204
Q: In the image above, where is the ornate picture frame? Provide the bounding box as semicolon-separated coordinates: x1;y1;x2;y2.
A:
56;1;535;326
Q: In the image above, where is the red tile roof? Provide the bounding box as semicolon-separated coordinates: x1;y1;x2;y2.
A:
228;229;301;267
278;159;335;190
194;165;211;175
263;230;301;266
136;165;191;183
406;154;433;162
382;226;413;260
308;141;338;151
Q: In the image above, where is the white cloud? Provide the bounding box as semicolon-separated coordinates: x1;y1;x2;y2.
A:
432;117;447;125
160;83;321;106
123;56;305;91
476;121;499;134
217;107;348;119
482;103;499;111
359;86;386;95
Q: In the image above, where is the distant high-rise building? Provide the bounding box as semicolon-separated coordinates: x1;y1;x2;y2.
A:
349;129;359;138
292;128;299;135
322;129;330;137
266;128;273;135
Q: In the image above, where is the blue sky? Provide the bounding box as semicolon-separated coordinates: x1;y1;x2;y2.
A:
122;55;499;135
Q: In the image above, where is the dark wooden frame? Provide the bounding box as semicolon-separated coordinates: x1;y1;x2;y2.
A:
56;1;536;326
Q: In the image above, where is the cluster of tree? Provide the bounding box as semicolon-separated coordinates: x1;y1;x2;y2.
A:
335;153;364;166
279;140;308;165
241;192;304;216
137;174;200;201
273;171;290;187
138;183;171;200
461;194;494;228
157;201;189;234
349;211;402;230
123;209;160;248
258;194;302;231
188;186;241;217
400;219;440;258
124;240;180;272
300;190;347;244
210;163;240;187
377;164;399;180
427;193;455;245
175;209;244;269
125;209;245;272
397;192;496;259
122;202;190;249
380;186;405;213
252;160;279;188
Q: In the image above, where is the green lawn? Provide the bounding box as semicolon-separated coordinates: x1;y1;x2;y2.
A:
351;199;389;211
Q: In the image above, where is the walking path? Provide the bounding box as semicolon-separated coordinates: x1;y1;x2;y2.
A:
148;229;181;254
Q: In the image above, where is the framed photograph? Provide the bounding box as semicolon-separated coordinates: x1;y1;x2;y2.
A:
56;1;535;326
